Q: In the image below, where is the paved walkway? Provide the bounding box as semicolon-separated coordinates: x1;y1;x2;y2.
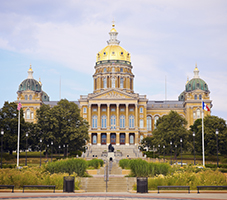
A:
0;192;227;200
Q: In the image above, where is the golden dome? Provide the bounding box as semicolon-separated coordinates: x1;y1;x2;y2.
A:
96;23;131;62
28;64;33;71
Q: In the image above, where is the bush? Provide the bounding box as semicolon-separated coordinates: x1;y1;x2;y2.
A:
129;159;149;177
45;158;87;176
148;162;171;176
87;159;103;169
205;164;217;168
119;159;130;169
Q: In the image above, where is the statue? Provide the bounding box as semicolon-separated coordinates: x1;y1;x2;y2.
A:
108;143;114;152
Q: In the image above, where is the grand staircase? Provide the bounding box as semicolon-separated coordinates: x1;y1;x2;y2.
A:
80;161;136;192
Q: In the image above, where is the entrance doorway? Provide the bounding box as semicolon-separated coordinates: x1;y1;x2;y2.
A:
101;133;106;145
92;133;97;145
129;133;135;145
120;133;125;145
110;133;116;145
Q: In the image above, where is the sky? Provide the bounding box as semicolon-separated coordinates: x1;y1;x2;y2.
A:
0;0;227;121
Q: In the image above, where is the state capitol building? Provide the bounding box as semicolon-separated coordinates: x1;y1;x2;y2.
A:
16;23;212;147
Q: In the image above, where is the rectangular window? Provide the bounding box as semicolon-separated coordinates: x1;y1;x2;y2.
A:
129;108;134;111
102;108;106;111
120;108;125;111
111;108;115;111
140;119;144;128
93;108;97;111
83;107;87;113
140;107;143;113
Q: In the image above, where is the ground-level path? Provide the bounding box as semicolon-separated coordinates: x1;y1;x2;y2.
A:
0;192;227;200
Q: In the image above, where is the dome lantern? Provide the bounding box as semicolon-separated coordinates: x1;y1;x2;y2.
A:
107;20;120;45
193;63;199;78
28;64;34;79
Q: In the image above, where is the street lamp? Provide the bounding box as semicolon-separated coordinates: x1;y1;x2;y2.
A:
1;129;4;169
216;129;219;167
67;144;69;157
51;141;53;162
25;132;28;166
163;145;165;162
193;132;196;165
40;139;42;167
153;145;155;160
170;141;172;165
59;145;61;157
175;144;177;164
180;138;183;167
47;144;49;162
63;144;65;158
158;144;160;162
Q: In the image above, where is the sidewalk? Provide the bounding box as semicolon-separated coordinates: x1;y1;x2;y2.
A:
0;191;227;200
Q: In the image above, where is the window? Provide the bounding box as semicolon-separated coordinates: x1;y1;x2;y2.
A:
112;78;115;88
102;108;106;111
112;67;115;72
129;115;134;128
111;108;115;111
193;112;196;119
140;107;143;113
93;135;97;144
154;116;159;129
140;135;144;142
197;109;200;118
140;119;144;128
120;67;123;72
120;115;125;128
111;115;116;129
103;78;107;88
26;109;30;119
92;115;97;128
25;95;28;100
120;78;123;88
29;95;32;100
130;134;134;144
120;108;125;111
83;107;87;113
31;112;34;119
93;108;97;112
101;115;107;128
129;108;134;111
147;116;152;131
194;94;197;100
103;68;106;73
199;94;202;100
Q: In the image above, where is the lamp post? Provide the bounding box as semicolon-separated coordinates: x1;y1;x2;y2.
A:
40;139;42;167
59;145;61;157
163;145;165;162
180;138;183;167
158;144;160;162
170;141;172;165
51;141;53;162
193;132;196;165
1;129;4;169
46;144;49;162
175;144;177;164
67;144;68;158
153;145;155;160
25;132;28;166
216;129;219;167
63;144;65;158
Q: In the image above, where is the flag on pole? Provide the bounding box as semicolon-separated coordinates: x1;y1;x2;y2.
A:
202;101;210;111
17;102;22;110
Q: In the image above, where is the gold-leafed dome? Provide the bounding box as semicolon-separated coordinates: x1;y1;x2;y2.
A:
96;23;131;62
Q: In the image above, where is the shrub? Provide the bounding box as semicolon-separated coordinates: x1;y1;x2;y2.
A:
148;162;171;176
119;159;130;169
87;159;102;169
130;159;149;177
45;158;87;176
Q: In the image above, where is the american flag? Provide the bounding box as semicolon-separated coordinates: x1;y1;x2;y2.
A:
17;102;22;110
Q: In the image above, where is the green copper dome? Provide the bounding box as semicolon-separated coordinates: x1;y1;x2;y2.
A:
42;91;49;102
18;78;41;92
185;78;209;92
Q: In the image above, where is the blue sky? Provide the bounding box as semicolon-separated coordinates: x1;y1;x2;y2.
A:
0;0;227;120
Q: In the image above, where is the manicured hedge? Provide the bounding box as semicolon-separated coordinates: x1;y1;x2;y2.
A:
87;159;104;169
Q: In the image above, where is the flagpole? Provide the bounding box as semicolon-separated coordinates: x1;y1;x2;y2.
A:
202;101;205;167
17;105;20;167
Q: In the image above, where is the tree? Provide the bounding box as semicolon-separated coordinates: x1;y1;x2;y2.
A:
141;136;154;151
36;99;89;154
190;115;227;155
152;111;190;154
0;101;30;154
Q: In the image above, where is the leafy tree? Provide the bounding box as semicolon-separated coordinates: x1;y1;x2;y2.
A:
152;110;190;155
190;115;227;155
0;101;30;154
141;136;154;151
36;99;89;155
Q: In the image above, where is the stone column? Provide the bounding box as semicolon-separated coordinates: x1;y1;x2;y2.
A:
135;132;138;145
97;133;101;146
116;133;120;145
135;104;138;128
98;103;101;129
89;133;92;145
107;132;110;145
116;104;119;129
126;103;129;130
107;104;110;129
88;104;91;126
125;132;129;145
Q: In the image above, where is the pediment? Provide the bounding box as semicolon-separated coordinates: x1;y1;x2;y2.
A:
90;89;138;100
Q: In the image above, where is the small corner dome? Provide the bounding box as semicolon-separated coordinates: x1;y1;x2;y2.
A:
18;78;41;92
42;91;49;102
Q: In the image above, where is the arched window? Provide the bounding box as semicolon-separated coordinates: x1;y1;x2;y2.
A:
147;116;152;131
111;115;116;129
83;107;87;113
140;119;144;128
197;109;200;118
93;135;97;144
92;115;97;128
199;94;202;100
130;134;134;144
25;95;28;100
29;95;32;100
129;115;134;128
101;115;107;128
140;107;143;113
31;112;34;119
120;67;123;72
194;94;197;100
103;78;107;88
120;78;123;88
120;115;125;128
26;109;30;119
112;78;115;88
154;116;159;129
103;68;106;73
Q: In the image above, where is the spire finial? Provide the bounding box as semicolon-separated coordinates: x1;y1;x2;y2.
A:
112;19;115;27
108;20;120;45
193;63;199;78
28;64;34;79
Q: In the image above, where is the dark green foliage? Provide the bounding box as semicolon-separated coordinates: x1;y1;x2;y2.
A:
87;159;103;169
129;159;149;177
119;159;130;169
45;158;87;176
148;162;171;176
